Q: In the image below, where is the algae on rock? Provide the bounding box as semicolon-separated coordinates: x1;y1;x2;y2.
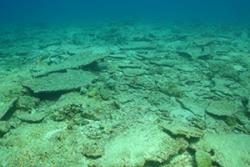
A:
195;150;212;167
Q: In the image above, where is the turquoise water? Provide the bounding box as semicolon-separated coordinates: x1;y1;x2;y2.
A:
1;0;250;23
0;1;250;167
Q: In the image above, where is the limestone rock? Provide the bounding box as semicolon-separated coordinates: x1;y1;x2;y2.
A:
98;123;182;167
206;99;242;117
159;121;204;139
120;41;157;51
23;70;96;94
52;103;84;122
195;133;250;167
164;151;193;167
117;60;142;69
82;141;104;159
122;68;146;77
17;111;46;123
99;88;113;100
158;82;183;97
32;52;105;77
85;123;107;140
16;96;40;111
0;122;86;166
150;59;176;67
177;97;209;117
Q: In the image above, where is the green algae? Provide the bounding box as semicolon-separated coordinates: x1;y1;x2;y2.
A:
195;151;212;167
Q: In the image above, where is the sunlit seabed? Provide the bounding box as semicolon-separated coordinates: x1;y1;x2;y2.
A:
0;21;250;167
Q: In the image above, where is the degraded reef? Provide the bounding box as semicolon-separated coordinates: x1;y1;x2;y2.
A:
0;22;250;167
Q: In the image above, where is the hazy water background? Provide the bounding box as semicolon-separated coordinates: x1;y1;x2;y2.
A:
0;0;250;24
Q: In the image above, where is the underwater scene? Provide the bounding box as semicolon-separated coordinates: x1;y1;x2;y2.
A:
0;1;250;167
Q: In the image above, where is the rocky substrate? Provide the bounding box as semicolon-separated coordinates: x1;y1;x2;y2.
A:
0;22;250;167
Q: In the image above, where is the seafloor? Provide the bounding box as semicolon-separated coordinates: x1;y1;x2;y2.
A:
0;21;250;167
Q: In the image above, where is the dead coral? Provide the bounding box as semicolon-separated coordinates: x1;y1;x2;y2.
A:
52;104;84;122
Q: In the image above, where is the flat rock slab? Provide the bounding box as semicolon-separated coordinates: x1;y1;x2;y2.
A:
177;97;209;117
150;59;176;67
23;70;96;94
120;42;157;51
17;112;46;123
97;123;184;166
206;100;241;117
122;68;146;77
159;121;204;139
195;133;250;167
0;98;17;120
33;52;105;77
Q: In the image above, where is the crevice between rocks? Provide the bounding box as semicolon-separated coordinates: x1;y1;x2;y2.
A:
161;126;201;144
175;98;199;117
159;126;203;167
22;85;72;101
0;98;18;121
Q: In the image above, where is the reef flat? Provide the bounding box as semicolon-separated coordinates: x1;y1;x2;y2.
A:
0;21;250;167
